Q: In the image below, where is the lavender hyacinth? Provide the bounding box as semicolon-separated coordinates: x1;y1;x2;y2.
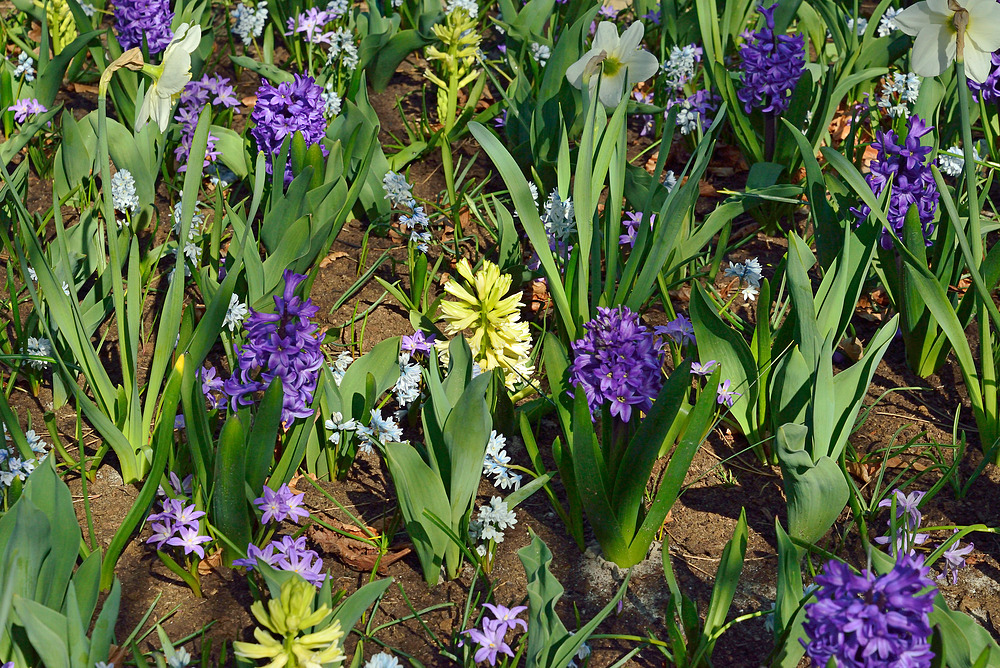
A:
250;74;328;176
223;270;325;425
113;0;175;54
570;306;664;423
737;4;805;115
802;555;936;668
850;115;939;248
967;52;1000;103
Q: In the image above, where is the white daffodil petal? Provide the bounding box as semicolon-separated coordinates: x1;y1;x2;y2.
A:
136;93;152;130
910;22;953;77
173;23;202;54
592;22;620;53
150;94;173;132
894;3;941;35
927;0;953;16
158;51;193;94
616;21;645;55
966;1;1000;53
566;47;600;87
963;40;994;83
626;50;660;85
597;71;627;108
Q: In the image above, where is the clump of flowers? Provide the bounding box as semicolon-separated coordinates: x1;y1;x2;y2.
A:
0;427;49;491
24;336;54;370
254;483;310;524
483;430;522;490
113;0;175;54
668;89;719;135
468;497;518;560
8;98;47;123
724;257;764;301
223;270;325;425
850;115;939;248
382;171;432;251
173;75;241;171
401;329;437;356
656;313;695;347
937;144;981;178
233;577;345;666
355;408;405;454
438;258;535;390
234;536;327;586
111;168;139;217
394;353;423;406
11;52;35;81
250;74;328;177
802;555;936;668
231;1;268;45
460;603;526;666
570;306;663;423
146;484;212;560
737;3;806;115
661;44;703;91
875;72;921;119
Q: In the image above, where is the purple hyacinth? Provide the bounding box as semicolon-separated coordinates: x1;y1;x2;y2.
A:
802;555;936;668
113;0;175;54
173;75;241;170
223;270;325;425
570;306;664;423
737;4;805;115
250;74;329;177
967;52;1000;103
850;115;939;249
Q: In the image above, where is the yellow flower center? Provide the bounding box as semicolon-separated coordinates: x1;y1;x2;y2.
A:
602;56;622;77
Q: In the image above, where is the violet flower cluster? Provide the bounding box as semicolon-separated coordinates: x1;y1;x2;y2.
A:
233;535;326;586
113;0;174;54
401;329;437;357
460;603;526;666
8;98;47;123
570;306;664;423
254;483;310;524
223;270;325;425
250;74;329;177
737;3;805;115
967;53;1000;103
850;116;939;249
802;555;936;668
146;487;213;560
173;75;241;171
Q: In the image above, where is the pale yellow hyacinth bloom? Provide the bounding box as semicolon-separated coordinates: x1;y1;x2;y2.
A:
565;21;659;107
136;22;202;132
234;578;346;668
895;0;1000;83
438;258;534;389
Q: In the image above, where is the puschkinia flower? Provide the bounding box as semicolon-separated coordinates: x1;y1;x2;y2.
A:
254;484;310;524
8;98;46;123
878;6;901;36
737;3;805;114
937;145;980;177
668;89;719;135
483;430;522;490
724;257;763;287
570;306;664;423
383;171;416;208
223;270;325;425
802;555;936;668
876;72;920;118
850;115;939;248
12;52;35;81
111;169;139;213
661;44;703;91
113;0;175;54
25;336;53;369
394;354;422;406
224;294;249;331
231;1;268;45
250;74;329;177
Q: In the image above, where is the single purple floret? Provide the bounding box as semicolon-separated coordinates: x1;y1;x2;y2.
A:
939;534;974;585
570;306;664;423
802;555;936;668
482;603;528;634
716;379;740;407
166;525;213;559
737;4;805;115
113;0;175;54
691;360;717;376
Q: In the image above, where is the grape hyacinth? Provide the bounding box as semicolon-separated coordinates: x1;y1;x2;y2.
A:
802;555;936;668
850;115;939;248
250;74;329;177
570;306;664;423
113;0;175;54
224;270;325;425
737;3;806;115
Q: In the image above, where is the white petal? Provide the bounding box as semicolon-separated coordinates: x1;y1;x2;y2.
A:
927;0;953;15
150;93;173;132
966;0;1000;53
963;39;994;83
172;23;202;55
910;23;954;77
592;22;620;54
894;2;943;35
136;89;153;129
624;50;659;86
566;48;601;88
158;50;193;94
616;21;645;56
597;71;626;107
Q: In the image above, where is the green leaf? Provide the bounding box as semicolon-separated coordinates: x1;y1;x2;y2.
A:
214;416;253;566
774;423;848;544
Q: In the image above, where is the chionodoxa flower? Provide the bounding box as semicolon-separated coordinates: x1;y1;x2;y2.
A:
234;577;346;668
895;0;1000;83
566;21;659;107
437;259;534;390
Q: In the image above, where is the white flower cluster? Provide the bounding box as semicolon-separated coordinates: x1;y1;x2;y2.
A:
331;351;354;386
322;83;343;119
724;257;763;302
542;189;575;243
445;0;478;18
382;171;433;251
672;95;706;135
383;170;416;208
355;408;404;454
231;1;269;45
171;195;205;273
324;28;360;71
12;52;35;81
876;72;921;118
877;7;900;37
531;42;550;66
326;0;349;18
364;653;403;668
325;411;358;446
223;293;249;332
938;145;980;177
111;168;139;217
847;16;868;36
483;430;522;490
468;496;517;556
394;353;422;405
25;336;53;370
0;427;48;490
660;44;701;91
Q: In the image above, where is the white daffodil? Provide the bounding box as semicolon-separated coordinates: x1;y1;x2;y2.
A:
566;21;659;107
895;0;1000;83
137;23;202;132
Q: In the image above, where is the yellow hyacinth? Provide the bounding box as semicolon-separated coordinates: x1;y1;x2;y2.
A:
438;258;534;389
36;0;77;54
234;578;346;668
